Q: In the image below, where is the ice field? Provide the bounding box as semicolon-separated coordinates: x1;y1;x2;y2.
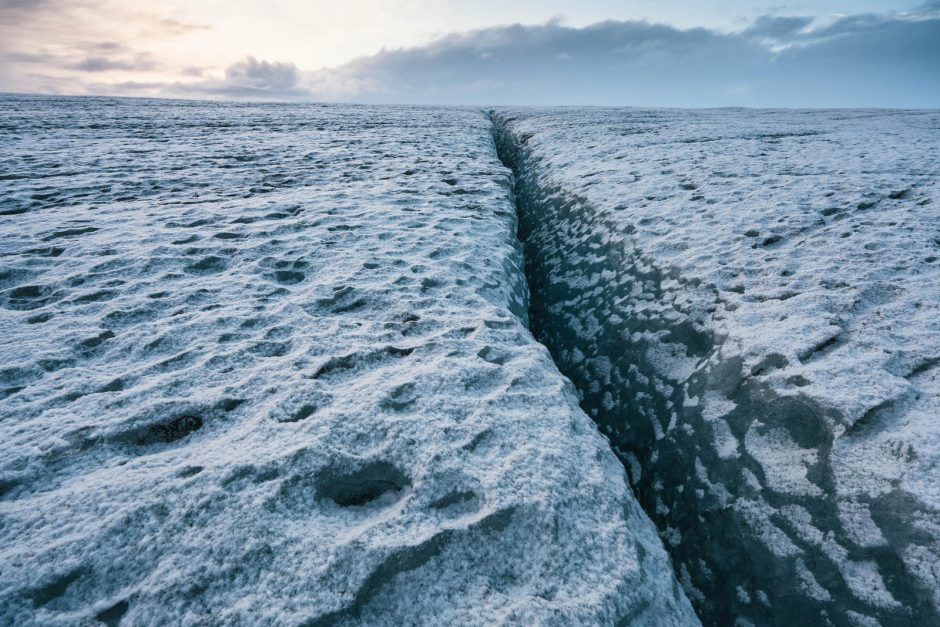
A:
0;96;694;625
1;95;939;625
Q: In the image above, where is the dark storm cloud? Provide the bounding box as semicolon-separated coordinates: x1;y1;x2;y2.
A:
307;8;939;107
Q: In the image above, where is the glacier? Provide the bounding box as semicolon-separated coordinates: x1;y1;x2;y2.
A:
0;96;696;625
493;108;940;626
2;94;939;627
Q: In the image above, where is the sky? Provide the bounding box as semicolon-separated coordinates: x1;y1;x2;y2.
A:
0;0;938;107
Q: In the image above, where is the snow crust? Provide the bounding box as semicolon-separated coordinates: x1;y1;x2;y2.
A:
0;96;697;626
493;108;940;626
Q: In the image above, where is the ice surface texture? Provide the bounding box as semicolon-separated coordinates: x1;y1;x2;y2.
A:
0;96;697;626
493;108;940;626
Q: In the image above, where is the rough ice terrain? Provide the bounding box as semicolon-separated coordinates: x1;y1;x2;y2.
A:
0;96;697;626
493;108;940;626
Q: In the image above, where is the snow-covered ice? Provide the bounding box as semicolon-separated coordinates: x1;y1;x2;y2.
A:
493;108;940;625
4;95;938;626
0;96;697;625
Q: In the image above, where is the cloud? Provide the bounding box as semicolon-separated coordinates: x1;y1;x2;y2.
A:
2;42;161;75
224;56;300;90
744;15;814;40
301;20;763;105
917;0;940;13
0;3;936;106
155;18;210;35
166;56;310;99
71;53;159;72
105;80;165;91
2;50;56;64
301;8;939;107
79;41;128;53
0;0;217;95
0;0;50;9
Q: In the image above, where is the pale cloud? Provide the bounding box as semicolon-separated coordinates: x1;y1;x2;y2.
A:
0;0;53;8
155;18;211;35
63;56;306;100
165;56;310;99
224;57;299;90
72;53;160;73
0;0;217;95
0;0;936;106
744;15;815;41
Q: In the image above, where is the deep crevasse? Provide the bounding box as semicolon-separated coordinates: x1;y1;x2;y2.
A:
491;108;940;626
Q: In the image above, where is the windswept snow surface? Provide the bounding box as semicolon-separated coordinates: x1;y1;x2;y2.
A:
493;108;940;626
0;96;698;626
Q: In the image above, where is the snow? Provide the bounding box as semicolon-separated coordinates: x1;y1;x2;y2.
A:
0;96;697;626
493;107;940;625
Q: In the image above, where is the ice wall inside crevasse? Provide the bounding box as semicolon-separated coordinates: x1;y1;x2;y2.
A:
493;108;940;627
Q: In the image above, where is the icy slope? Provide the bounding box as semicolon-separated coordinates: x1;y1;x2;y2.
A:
494;108;940;626
0;96;697;626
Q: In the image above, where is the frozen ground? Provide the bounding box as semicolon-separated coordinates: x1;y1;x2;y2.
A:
494;108;940;626
0;96;697;626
